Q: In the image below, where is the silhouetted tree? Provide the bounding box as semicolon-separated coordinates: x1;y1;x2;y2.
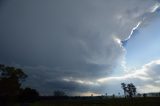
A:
0;64;27;105
0;64;27;96
121;83;127;97
112;94;115;98
118;92;121;97
19;87;39;102
121;83;136;98
127;83;136;98
53;90;66;97
143;93;147;98
137;93;141;97
105;93;107;96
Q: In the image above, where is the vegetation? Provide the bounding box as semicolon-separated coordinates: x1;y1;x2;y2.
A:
121;83;136;98
0;64;27;96
19;87;39;102
53;90;66;97
0;64;39;105
16;97;160;106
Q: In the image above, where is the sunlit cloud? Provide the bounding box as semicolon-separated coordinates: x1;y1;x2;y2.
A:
138;84;160;93
63;77;99;86
149;3;160;13
97;59;160;93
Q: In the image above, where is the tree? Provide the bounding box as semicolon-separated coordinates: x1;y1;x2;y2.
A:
0;64;27;96
118;92;121;97
143;93;147;98
19;87;39;102
121;83;136;98
127;83;136;98
53;90;66;97
137;93;141;97
121;83;127;97
105;93;108;96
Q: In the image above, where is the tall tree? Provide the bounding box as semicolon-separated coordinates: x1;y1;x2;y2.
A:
19;87;39;102
127;83;136;98
121;83;137;98
121;83;127;97
53;90;66;97
0;64;27;96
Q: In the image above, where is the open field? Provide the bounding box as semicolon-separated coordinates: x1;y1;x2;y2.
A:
16;97;160;106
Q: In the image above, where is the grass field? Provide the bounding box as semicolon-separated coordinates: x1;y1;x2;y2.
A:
16;97;160;106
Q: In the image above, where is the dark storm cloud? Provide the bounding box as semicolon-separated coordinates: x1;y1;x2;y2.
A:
0;0;121;77
0;0;159;95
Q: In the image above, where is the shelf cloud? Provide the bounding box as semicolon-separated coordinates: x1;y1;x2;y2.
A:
0;0;159;95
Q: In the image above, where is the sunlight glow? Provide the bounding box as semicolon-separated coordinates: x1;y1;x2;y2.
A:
63;77;98;86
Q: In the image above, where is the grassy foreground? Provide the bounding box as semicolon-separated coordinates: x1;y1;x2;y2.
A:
16;97;160;106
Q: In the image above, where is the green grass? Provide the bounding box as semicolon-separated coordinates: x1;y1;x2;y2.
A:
17;97;160;106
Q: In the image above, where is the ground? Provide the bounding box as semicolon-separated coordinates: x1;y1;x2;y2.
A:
14;97;160;106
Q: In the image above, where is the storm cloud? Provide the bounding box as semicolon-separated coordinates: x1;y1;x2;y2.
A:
0;0;159;95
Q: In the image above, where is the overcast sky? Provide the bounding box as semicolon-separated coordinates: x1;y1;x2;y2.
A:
0;0;160;96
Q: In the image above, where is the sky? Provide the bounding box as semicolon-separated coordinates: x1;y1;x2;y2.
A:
0;0;160;96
